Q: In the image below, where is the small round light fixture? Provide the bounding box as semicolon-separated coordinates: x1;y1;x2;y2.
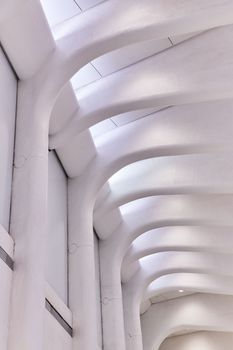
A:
179;289;184;293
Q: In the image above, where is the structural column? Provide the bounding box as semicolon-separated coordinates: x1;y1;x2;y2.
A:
8;80;49;350
123;285;143;350
68;176;100;349
100;238;126;350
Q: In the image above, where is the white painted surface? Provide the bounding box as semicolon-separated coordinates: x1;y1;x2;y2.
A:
71;63;101;91
141;294;233;350
92;38;171;77
3;2;233;350
111;107;164;127
94;233;102;349
0;0;55;79
0;47;17;231
45;283;72;327
57;129;96;177
40;0;81;28
0;218;14;350
0;225;14;258
76;0;105;11
47;151;68;304
0;47;15;350
90;118;117;138
160;331;233;350
49;83;78;136
45;311;72;350
0;260;13;350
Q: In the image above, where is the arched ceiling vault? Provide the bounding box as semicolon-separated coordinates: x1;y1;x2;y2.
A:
142;273;233;313
2;1;233;349
141;294;233;350
122;226;233;280
35;2;233;349
45;0;233;113
58;100;233;179
50;25;233;149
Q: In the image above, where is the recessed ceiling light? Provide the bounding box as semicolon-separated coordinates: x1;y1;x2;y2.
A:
179;289;184;293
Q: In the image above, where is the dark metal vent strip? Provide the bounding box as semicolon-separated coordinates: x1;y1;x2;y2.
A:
45;299;73;337
0;246;14;270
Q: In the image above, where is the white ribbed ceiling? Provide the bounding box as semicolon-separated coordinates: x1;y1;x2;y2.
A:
40;0;203;137
38;0;233;347
3;1;233;349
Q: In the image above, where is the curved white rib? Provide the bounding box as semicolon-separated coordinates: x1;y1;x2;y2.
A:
141;294;233;350
143;273;233;310
124;252;233;301
122;226;233;279
100;195;233;287
44;0;233;115
51;26;233;149
99;195;233;249
4;2;233;350
159;331;233;350
64;104;233;349
94;154;233;219
123;253;233;349
60;98;233;180
51;5;233;350
99;195;233;350
54;0;233;44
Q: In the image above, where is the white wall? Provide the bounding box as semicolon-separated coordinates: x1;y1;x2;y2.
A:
47;151;68;304
160;331;233;350
45;311;72;350
0;45;16;350
0;228;14;350
45;283;72;350
0;259;12;348
0;46;17;231
94;232;103;349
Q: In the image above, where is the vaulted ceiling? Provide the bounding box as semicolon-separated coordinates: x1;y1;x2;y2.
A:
3;1;233;349
43;1;233;348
